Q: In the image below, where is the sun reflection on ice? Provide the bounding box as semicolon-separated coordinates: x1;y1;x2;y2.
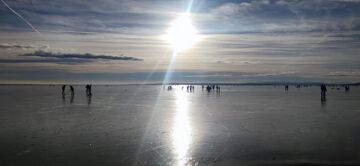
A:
172;88;192;166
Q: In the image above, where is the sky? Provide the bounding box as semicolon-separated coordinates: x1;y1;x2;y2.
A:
0;0;360;84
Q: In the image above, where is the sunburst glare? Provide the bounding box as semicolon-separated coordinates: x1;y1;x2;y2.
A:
163;14;199;52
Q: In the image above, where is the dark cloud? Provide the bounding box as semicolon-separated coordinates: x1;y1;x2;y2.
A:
20;51;143;61
0;43;48;50
0;58;90;64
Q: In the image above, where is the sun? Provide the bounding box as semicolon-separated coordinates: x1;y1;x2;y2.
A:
163;14;199;52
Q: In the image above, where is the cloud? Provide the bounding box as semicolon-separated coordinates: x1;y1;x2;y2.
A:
276;0;343;11
325;71;360;77
216;60;261;65
1;0;360;34
0;0;360;84
211;0;270;16
20;51;143;61
0;43;49;50
0;58;90;64
0;0;176;34
202;0;360;33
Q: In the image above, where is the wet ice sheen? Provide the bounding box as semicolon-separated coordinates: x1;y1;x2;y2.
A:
0;85;360;166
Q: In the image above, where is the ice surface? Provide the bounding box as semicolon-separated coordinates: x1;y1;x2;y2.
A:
0;85;360;165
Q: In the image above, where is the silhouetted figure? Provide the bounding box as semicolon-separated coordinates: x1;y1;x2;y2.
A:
88;84;92;96
215;85;221;92
285;85;289;91
206;85;211;92
62;85;66;95
85;84;89;95
202;85;204;91
345;85;350;92
191;85;194;92
70;85;75;96
321;84;327;101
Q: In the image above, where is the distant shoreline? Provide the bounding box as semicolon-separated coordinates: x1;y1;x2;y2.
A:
0;82;359;86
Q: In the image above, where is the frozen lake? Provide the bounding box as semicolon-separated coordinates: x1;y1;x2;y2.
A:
0;85;360;165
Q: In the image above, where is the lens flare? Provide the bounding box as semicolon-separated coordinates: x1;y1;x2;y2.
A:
164;14;199;52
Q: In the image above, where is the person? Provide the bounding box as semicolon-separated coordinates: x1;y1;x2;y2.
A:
206;85;211;92
285;85;289;91
89;84;92;95
345;84;350;92
62;85;66;94
86;84;92;96
85;84;89;95
321;84;327;100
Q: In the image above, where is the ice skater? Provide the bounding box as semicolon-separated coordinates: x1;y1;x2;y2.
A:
89;84;92;95
62;85;66;95
206;85;211;92
86;84;92;96
345;84;350;92
70;85;75;96
321;84;327;101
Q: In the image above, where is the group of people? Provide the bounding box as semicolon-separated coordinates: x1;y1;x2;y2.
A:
284;84;351;102
61;84;350;103
177;85;196;92
62;85;75;96
186;85;195;92
202;85;221;92
61;84;92;97
163;84;222;93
